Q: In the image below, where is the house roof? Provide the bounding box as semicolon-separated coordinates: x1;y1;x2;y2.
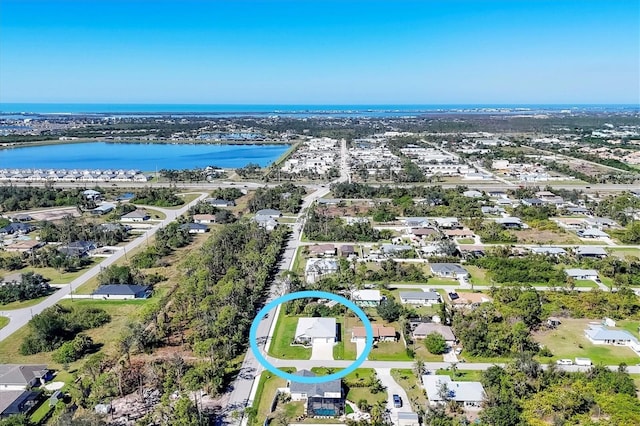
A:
435;217;459;225
531;247;567;255
0;365;48;387
578;228;609;237
496;217;522;224
294;317;336;340
443;229;474;237
352;324;396;338
193;214;216;221
422;375;485;403
452;292;493;305
92;284;150;296
122;210;149;219
340;245;355;254
565;268;598;277
575;246;608;256
381;244;412;253
400;291;440;301
413;323;456;341
305;258;339;273
585;325;639;344
256;209;281;217
289;370;342;396
352;289;381;302
430;263;467;275
180;223;208;231
410;227;438;236
308;244;336;254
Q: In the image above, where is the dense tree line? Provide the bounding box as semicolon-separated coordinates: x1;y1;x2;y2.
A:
20;304;110;355
247;183;306;213
187;201;235;223
480;356;639;425
512;204;557;221
0;186;84;212
38;216;129;245
544;288;640;320
159;168;224;182
132;187;184;207
362;259;426;283
130;222;192;268
0;272;50;304
303;209;393;241
25;246;92;272
593;192;640;226
209;187;244;200
470;254;566;286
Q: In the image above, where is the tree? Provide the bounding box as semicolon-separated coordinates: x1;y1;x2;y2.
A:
424;332;447;355
413;360;425;377
376;299;402;322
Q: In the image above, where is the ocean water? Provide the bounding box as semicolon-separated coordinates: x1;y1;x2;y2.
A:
0;142;290;170
1;103;637;117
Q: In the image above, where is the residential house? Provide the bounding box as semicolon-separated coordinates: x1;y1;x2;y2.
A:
496;217;523;229
521;198;544;207
584;217;618;230
462;190;483;198
0;390;40;418
180;223;209;234
405;217;430;227
305;258;339;284
577;228;609;239
481;206;506;215
430;263;469;279
399;291;441;306
58;241;97;257
82;189;101;200
450;292;493;309
255;208;282;218
317;198;341;205
0;365;50;391
339;245;355;257
396;412;420;426
412;323;456;345
434;217;461;229
10;214;32;222
584;324;640;353
422;375;485;408
4;240;44;253
193;214;217;224
351;289;382;307
443;229;475;239
91;203;116;215
254;215;278;231
121;210;150;222
565;268;599;281
487;190;507;199
205;198;235;207
408;227;439;239
294;318;337;345
530;247;567;256
288;370;344;417
380;244;413;256
0;222;35;235
566;207;590;215
308;244;337;257
351;324;397;342
574;246;608;259
92;284;151;300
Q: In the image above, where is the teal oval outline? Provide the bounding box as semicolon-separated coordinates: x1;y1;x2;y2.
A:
249;290;374;384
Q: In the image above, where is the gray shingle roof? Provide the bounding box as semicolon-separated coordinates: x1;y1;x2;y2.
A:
0;365;47;387
289;370;342;396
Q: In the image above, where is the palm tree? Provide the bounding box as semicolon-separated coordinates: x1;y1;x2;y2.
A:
413;360;425;378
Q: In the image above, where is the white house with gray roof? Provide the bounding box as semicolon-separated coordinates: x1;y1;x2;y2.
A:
422;375;485;407
565;268;599;281
430;263;469;279
399;291;441;306
575;246;608;258
305;258;339;284
0;365;49;391
584;324;640;354
294;317;337;345
288;370;344;417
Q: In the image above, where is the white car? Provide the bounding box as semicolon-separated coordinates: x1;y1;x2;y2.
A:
556;359;573;365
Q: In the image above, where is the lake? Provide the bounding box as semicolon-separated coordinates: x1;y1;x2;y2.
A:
0;142;290;170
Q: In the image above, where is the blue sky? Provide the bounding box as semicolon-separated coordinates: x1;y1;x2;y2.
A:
0;0;638;104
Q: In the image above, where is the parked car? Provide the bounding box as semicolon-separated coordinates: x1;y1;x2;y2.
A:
556;359;573;365
392;394;402;408
454;348;463;355
448;292;459;300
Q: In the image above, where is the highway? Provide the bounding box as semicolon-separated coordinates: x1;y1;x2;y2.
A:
0;192;208;342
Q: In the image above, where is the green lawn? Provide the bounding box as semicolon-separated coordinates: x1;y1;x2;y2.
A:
368;340;413;361
574;280;597;288
533;318;640;365
0;316;8;330
1;294;53;310
391;369;428;410
608;248;640;260
0;261;102;285
310;368;387;406
456;238;475;245
465;265;492;286
145;207;167;220
426;277;459;287
333;317;357;360
29;397;55;424
435;369;483;382
268;312;311;360
252;368;295;425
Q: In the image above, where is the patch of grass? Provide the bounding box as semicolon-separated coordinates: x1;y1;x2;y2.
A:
268;312;311;360
573;280;597;288
465;265;492;287
0;261;103;285
435;368;483;382
175;193;200;205
608;248;640;260
368;340;413;361
0;316;8;329
145;208;167;220
532;318;640;365
391;369;428;410
456;238;475;245
252;368;295;425
0;294;53;310
310;368;388;406
29;398;54;424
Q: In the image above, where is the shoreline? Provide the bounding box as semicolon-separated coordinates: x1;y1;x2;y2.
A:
0;137;293;150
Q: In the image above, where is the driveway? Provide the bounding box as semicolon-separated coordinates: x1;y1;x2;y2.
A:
310;339;335;360
356;340;366;359
443;349;458;363
375;368;413;421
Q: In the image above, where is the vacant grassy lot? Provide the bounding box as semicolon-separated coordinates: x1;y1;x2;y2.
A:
0;260;103;285
268;312;311;360
333;316;358;360
435;369;483;382
533;318;640;365
391;369;428;409
465;265;491;286
608;248;640;260
513;229;583;245
0;299;147;370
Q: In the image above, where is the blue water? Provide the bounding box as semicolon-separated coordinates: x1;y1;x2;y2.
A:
1;103;637;117
0;142;290;170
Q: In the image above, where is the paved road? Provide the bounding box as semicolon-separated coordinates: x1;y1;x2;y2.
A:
0;192;208;342
222;186;330;426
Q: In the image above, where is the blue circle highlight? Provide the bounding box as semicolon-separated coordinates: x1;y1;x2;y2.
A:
249;290;374;384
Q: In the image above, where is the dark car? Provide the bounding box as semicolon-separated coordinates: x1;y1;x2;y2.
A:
392;394;402;408
448;292;459;300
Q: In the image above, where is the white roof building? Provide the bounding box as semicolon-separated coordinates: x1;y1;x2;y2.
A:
422;375;485;407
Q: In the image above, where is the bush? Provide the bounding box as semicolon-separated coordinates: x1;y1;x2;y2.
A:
424;332;447;354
